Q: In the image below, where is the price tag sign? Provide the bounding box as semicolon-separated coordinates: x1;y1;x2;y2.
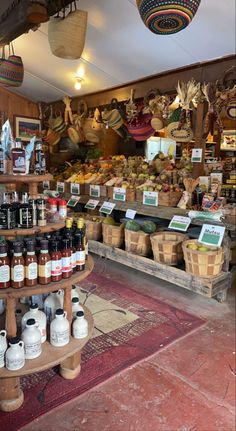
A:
85;199;99;210
70;183;80;195
67;195;80;207
198;224;225;247
43;180;50;190
90;185;101;198
57;182;65;193
100;201;116;215
143;191;158;206
125;209;136;220
113;187;126;202
168;215;191;232
191;149;202;163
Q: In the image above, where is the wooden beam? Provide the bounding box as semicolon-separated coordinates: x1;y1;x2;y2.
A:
192;101;207;178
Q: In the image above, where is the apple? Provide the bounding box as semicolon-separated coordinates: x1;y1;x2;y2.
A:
197;246;209;252
187;243;198;250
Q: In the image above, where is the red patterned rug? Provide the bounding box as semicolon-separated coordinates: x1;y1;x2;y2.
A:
1;273;205;431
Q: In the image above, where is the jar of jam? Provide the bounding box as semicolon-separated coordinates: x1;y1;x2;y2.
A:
11;242;25;289
25;240;38;287
0;242;10;289
50;241;62;282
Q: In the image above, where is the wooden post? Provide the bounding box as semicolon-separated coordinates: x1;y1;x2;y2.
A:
60;352;81;380
0;377;24;412
192;101;207;178
5;297;17;338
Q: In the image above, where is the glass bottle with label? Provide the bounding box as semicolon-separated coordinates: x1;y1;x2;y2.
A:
11;138;26;175
21;318;42;359
0;143;5;174
0;192;16;229
34;140;46;175
50;240;62;282
0;242;10;288
50;308;70;347
19;193;33;229
38;240;51;285
11;191;20;227
11;241;25;288
29;199;37;226
75;219;85;272
25;240;38;287
37;199;47;227
61;238;72;279
63;217;73;238
68;235;76;273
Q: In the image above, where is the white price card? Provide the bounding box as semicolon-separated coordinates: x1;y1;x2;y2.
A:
67;195;80;207
191;149;202;163
90;185;101;198
168;215;191;232
57;182;65;193
99;201;116;215
125;209;136;220
210;172;223;184
70;183;80;195
43;180;50;190
143;191;158;206
198;224;225;247
85;199;99;210
113;187;126;202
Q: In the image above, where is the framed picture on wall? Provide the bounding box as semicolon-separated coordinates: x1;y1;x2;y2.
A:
220;130;236;151
14;115;41;142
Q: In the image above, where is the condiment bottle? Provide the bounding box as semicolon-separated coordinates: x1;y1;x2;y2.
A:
37;199;47;227
50;240;62;282
0;242;10;288
11;241;25;289
0;330;7;368
38;239;51;285
69;236;76;273
83;221;88;260
0;143;4;174
6;337;25;371
75;219;85;272
11;191;20;227
58;199;67;219
0;192;16;229
22;305;47;343
63;217;73;237
71;297;84;318
21;318;42;359
25;240;38;287
72;311;88;339
61;238;72;279
11;138;26;175
49;198;57;214
19;193;33;229
29;199;37;226
50;308;70;347
43;290;64;322
34;140;46;175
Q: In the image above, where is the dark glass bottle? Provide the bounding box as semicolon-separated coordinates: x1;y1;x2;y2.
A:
0;192;16;229
19;193;33;228
34;141;46;175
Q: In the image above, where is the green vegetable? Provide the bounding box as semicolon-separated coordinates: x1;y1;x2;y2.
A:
125;220;140;232
140;221;156;234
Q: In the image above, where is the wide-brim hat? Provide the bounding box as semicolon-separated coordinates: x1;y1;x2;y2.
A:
151;113;164;131
68;126;83;145
166;122;193;142
44;128;60;146
226;97;236;119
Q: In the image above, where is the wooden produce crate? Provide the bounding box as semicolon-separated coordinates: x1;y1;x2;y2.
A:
151;231;187;266
102;223;124;248
158;191;182;207
126;189;136;202
85;217;104;241
125;229;151;257
182;239;224;278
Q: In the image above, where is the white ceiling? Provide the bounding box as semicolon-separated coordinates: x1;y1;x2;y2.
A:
8;0;236;103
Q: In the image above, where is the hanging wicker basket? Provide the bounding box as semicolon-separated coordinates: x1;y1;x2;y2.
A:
182;239;224;278
151;231;187;265
136;0;201;35
102;223;124;248
48;10;88;59
125;229;151;257
0;45;24;87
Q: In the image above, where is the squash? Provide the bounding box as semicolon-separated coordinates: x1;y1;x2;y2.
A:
125;220;140;232
141;221;156;234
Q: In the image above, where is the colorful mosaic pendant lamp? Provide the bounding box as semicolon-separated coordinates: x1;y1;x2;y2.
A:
136;0;201;35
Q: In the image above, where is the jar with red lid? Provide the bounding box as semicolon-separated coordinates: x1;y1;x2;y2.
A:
58;200;67;219
49;198;58;214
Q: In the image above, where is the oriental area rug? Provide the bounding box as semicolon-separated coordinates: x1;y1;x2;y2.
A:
1;273;205;431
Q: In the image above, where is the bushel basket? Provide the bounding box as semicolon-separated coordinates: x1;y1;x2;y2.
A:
125;229;151;257
151;231;187;265
182;239;224;278
85;218;103;241
102;223;124;248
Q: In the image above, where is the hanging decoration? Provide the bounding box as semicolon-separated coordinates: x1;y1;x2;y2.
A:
0;44;24;87
136;0;201;35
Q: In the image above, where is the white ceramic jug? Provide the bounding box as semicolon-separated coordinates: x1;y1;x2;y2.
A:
50;308;70;347
71;297;84;318
0;330;7;368
6;337;25;371
72;311;88;339
22;304;47;343
44;290;64;322
21;318;42;359
71;285;79;300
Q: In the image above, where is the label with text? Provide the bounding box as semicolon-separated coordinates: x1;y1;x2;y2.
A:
191;148;202;163
168;215;191;232
198;224;225;247
57;182;65;193
67;195;81;207
85;199;99;210
143;191;158;206
113;187;126;202
70;183;80;195
99;201;116;215
125;209;136;220
90;185;101;198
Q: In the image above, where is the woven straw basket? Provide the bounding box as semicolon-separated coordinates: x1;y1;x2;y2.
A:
102;223;124;248
182;239;224;278
151;231;187;265
125;229;151;257
85;219;103;241
48;10;88;59
158;191;182;207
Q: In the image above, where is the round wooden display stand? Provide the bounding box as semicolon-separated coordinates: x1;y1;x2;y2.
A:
0;174;94;412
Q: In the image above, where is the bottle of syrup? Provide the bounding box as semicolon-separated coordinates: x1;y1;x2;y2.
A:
11;242;25;289
75;219;85;272
34;140;46;175
19;193;33;229
38;240;51;285
11;138;26;175
50;241;62;282
0;192;16;229
25;240;38;287
61;238;72;279
0;242;10;288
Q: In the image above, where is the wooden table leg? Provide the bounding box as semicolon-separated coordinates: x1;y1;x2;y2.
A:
6;297;17;338
0;377;24;412
59;351;81;380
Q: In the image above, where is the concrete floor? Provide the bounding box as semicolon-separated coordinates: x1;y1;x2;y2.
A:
22;255;236;431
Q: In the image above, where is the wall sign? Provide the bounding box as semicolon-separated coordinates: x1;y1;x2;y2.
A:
90;185;100;198
85;199;99;210
99;201;116;215
70;183;80;195
67;195;80;207
168;215;191;232
198;224;225;247
113;187;126;202
56;182;65;193
191;149;202;163
125;209;136;220
143;191;158;206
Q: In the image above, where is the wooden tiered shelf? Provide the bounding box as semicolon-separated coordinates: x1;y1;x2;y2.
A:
0;221;65;239
2;173;53;198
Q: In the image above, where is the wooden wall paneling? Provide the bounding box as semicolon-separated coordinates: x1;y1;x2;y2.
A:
0;87;39;129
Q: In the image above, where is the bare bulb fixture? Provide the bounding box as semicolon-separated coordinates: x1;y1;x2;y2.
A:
74;77;83;90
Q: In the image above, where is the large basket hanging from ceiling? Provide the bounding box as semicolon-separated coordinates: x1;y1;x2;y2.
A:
136;0;201;35
48;10;88;59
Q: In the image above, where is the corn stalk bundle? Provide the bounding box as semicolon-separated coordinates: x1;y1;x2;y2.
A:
126;89;138;122
202;83;226;135
176;79;201;128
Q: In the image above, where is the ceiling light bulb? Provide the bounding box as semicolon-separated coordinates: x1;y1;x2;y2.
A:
74;80;82;90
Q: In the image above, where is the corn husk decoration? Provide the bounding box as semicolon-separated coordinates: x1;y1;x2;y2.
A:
126;89;138;122
177;177;199;209
202;83;225;135
63;95;73;125
147;95;172;130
